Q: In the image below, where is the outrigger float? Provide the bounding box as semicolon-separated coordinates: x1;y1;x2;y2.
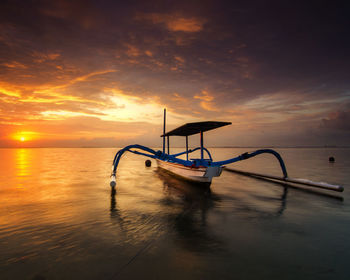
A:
110;109;343;193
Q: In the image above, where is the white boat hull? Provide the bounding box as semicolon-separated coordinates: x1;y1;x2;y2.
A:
156;159;222;184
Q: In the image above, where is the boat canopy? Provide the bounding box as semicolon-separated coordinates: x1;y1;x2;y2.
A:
161;121;231;137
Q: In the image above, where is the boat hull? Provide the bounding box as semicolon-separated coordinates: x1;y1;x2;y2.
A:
156;159;222;184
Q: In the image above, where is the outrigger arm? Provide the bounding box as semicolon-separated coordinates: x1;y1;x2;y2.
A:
110;145;288;187
210;149;288;177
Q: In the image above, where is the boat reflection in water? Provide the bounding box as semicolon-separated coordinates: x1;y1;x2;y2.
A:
156;167;225;253
109;167;224;254
109;166;290;256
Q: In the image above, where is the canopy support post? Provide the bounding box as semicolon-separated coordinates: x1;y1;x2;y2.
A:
167;136;170;155
200;131;204;160
186;136;189;161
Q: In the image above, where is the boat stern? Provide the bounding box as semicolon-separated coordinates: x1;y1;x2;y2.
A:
204;166;223;178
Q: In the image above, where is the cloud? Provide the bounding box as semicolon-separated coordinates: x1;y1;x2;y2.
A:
0;0;349;147
137;13;205;32
321;109;350;131
194;90;218;111
2;61;28;69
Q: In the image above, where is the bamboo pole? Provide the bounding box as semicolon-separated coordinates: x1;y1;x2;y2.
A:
224;167;344;192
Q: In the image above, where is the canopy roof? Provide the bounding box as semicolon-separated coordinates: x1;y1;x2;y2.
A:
161;121;231;137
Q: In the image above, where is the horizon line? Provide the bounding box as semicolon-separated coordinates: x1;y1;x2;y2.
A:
1;145;349;149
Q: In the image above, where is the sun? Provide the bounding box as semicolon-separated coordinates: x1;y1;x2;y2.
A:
12;131;38;142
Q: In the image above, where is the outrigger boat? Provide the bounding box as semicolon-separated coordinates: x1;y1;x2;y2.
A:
110;109;343;193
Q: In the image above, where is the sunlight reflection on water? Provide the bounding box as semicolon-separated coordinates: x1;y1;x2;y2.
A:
0;148;349;280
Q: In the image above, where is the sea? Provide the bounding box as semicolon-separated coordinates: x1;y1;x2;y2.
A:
0;147;349;280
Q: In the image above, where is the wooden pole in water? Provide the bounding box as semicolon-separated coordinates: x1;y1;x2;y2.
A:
224;167;344;192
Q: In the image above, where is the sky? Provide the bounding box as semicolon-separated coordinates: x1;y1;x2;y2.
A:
0;0;349;148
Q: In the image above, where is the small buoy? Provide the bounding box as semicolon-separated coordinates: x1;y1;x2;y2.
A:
110;180;116;188
145;160;152;167
329;156;335;162
110;175;116;187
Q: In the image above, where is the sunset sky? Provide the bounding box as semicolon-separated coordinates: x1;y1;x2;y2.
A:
0;0;349;148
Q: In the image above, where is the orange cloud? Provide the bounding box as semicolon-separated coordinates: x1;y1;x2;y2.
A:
126;45;141;57
27;69;117;104
194;90;218;112
145;50;153;57
138;13;205;32
33;52;61;63
0;83;22;98
62;69;116;86
0;78;109;106
2;61;27;69
174;56;185;64
166;17;204;32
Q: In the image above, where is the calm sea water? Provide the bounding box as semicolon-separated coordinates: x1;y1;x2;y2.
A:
0;147;349;280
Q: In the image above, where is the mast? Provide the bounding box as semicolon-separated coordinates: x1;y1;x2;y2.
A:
163;108;166;154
